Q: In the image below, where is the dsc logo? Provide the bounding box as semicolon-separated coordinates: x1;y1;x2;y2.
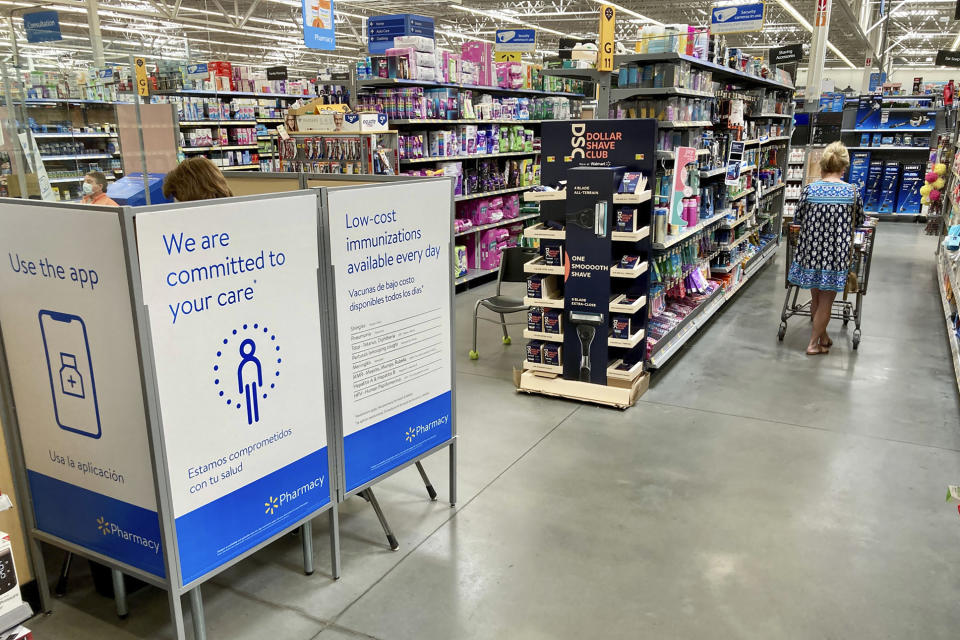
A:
571;123;586;159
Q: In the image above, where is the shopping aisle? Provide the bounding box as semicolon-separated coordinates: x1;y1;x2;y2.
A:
30;224;960;639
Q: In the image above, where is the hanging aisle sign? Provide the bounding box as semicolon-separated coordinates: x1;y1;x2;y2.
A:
303;0;336;50
325;180;454;493
771;44;803;65
710;2;765;33
597;5;616;72
23;10;61;43
495;29;536;52
0;203;163;576
936;50;960;68
133;193;332;584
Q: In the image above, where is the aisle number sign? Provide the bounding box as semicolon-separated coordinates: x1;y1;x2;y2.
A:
134;57;149;97
597;5;615;72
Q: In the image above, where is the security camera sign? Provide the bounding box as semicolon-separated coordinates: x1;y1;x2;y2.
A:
495;29;536;52
710;2;765;33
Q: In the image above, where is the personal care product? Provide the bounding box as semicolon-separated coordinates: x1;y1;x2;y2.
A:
543;309;562;334
527;274;560;299
528;307;544;332
612;315;631;340
619;254;640;269
526;341;543;363
616;207;637;233
543;344;562;366
542;240;564;267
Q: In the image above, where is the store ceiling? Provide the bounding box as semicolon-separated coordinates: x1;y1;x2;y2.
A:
0;0;957;79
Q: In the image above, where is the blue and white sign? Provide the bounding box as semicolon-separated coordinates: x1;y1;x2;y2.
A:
186;63;208;77
327;181;453;493
0;204;163;577
23;10;61;43
134;193;332;585
710;2;765;33
495;29;537;52
302;0;336;50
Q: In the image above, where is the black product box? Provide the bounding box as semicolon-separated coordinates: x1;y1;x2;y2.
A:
612;315;631;339
526;341;543;363
527;307;544;331
543;344;562;366
616;207;637;232
542;240;564;267
543;309;563;334
526;274;560;299
619;254;640;269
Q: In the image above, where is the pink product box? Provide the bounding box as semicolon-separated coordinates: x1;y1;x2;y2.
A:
458;125;478;154
393;35;435;53
441;51;461;83
480;228;510;270
386;48;435;68
461;41;494;86
503;194;520;219
411;66;436;81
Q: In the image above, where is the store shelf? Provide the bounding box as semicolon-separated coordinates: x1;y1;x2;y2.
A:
652;215;724;251
179;120;258;127
728;188;754;201
718;231;755;251
614;52;794;91
524;295;564;309
456;213;539;237
524;256;564;275
608;328;645;349
739;165;757;173
181;144;258;152
936;254;960;394
156;88;316;99
40;153;112;161
542;68;614;82
648;242;778;368
607;358;645;381
257;118;284;123
699;167;728;178
610;261;649;279
657;120;713;128
711;250;751;273
759;183;785;199
609;294;646;314
611;227;651;242
524;190;566;202
48;176;85;183
523;361;563;374
841;128;935;133
612;87;714;101
788;160;805;165
523;329;564;342
657;149;711;159
401;150;539;164
845;146;929;151
219;164;259;170
748;113;794;119
32;131;117;138
456;186;531;202
455;266;498;285
22;97;131;105
389;118;547;125
760;136;791;145
357;77;584;98
612;191;651;204
523;223;566;240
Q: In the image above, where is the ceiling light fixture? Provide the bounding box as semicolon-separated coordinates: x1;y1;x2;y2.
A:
585;0;663;26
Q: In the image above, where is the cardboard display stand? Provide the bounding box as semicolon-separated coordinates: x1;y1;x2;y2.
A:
519;119;657;407
0;174;457;639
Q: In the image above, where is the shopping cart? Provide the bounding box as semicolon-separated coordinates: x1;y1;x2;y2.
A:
777;221;877;349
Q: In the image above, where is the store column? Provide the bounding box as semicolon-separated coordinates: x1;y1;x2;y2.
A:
805;0;833;112
87;0;105;67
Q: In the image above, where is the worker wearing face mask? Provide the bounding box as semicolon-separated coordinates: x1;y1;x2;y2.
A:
81;171;118;206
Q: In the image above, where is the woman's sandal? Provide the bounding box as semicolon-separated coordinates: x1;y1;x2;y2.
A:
820;336;833;347
806;345;829;355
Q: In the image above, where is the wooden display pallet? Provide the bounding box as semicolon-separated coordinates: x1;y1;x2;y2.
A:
515;369;649;409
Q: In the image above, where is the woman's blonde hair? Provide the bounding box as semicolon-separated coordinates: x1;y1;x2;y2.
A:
163;156;234;202
819;141;850;175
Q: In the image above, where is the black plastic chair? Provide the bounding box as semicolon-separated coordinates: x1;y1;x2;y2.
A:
469;246;538;359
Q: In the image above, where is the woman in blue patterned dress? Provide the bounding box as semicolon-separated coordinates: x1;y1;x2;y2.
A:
788;142;865;355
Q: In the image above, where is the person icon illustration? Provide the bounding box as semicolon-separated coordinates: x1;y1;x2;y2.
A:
238;338;263;425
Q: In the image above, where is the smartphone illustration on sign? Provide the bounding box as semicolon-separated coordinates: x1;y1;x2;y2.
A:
39;310;102;439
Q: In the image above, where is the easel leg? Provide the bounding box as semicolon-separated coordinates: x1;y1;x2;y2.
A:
301;520;314;576
54;551;72;597
363;489;398;551
111;568;128;619
190;586;207;640
30;538;52;613
449;440;458;508
415;461;437;501
329;505;341;580
166;589;186;640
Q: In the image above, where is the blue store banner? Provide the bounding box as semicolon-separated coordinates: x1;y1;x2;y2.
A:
710;2;765;33
303;0;336;50
23;10;61;43
495;29;536;52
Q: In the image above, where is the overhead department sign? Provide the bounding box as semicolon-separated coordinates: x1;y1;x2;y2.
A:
710;3;765;33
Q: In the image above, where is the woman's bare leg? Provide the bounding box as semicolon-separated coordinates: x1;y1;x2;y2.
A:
812;290;836;352
809;288;819;322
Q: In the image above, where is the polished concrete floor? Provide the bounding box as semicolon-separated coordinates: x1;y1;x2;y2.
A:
30;223;960;639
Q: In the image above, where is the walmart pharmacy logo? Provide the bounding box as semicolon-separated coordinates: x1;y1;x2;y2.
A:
405;427;417;443
97;516;111;535
264;496;279;515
